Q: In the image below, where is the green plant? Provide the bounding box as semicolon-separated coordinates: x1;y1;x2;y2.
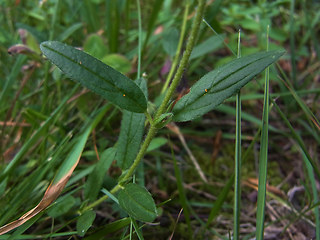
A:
0;0;284;238
4;0;319;239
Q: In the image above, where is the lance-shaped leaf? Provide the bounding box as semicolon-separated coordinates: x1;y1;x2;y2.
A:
0;106;109;235
40;41;147;113
84;147;116;201
118;183;157;222
117;78;147;170
172;50;285;122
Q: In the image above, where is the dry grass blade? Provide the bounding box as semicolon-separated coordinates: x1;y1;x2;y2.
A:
0;160;78;235
167;122;208;183
168;208;184;240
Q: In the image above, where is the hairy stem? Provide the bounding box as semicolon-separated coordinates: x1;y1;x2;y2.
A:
161;0;190;94
82;0;206;213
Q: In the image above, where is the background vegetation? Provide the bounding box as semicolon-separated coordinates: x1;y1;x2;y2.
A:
0;0;319;239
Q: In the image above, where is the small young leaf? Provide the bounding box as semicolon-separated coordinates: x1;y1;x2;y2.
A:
146;137;168;152
118;183;157;222
172;50;285;121
153;113;173;129
77;210;96;237
40;41;147;113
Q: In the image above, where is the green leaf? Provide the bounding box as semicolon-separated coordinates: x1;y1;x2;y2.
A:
57;23;83;42
84;147;116;201
101;54;132;74
172;50;285;122
77;210;96;237
40;41;147;113
83;34;108;60
146;137;168;152
83;218;131;240
190;35;224;60
118;183;157;222
117;78;147;170
47;195;76;218
162;27;179;57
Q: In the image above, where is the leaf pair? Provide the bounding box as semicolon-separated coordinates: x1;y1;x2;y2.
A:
40;41;284;123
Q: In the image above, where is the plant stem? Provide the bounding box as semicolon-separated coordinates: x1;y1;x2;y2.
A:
82;0;206;213
161;0;190;94
136;0;142;80
155;0;206;120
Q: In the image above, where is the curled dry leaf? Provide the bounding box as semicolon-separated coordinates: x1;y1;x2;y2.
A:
0;162;78;235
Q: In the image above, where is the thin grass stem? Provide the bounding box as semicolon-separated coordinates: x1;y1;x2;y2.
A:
234;29;242;240
255;25;270;240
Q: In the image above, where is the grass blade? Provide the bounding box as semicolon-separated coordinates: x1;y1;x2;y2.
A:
0;105;109;235
83;218;131;240
205;174;234;228
303;152;320;240
0;86;77;182
256;31;271;239
172;145;191;232
234;30;242;240
271;99;320;181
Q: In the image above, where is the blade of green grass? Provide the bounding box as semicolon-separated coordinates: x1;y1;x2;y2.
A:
83;218;131;240
289;0;297;87
0;104;110;235
57;22;83;42
271;98;320;180
0;85;78;182
256;27;271;240
49;0;59;41
131;218;144;240
172;144;191;232
82;0;100;32
0;132;72;226
106;0;119;52
234;30;242;240
215;104;279;133
136;0;142;80
279;73;320;133
205;174;234;229
0;55;26;110
303;152;320;240
142;0;164;52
